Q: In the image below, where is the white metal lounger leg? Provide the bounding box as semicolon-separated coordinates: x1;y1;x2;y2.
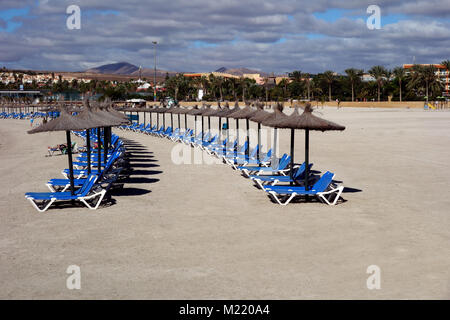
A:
241;169;251;178
46;183;56;192
317;186;344;205
252;178;265;190
79;189;107;210
268;191;297;206
27;197;56;213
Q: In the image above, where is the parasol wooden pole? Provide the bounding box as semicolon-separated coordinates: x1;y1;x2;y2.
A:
208;116;211;134
305;129;310;192
66;131;75;196
86;129;91;175
235;118;239;160
290;129;294;186
226;118;229;156
97;127;101;178
194;115;197;137
103;127;108;166
246;118;250;159
201;116;204;142
257;123;261;166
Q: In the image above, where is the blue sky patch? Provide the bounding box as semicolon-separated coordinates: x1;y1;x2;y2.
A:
0;7;30;32
193;41;218;48
313;9;348;22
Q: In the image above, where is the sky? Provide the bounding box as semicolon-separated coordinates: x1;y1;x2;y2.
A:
0;0;449;74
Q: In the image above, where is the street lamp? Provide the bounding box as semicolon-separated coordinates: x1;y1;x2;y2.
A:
153;41;157;102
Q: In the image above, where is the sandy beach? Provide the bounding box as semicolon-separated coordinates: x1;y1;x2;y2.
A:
0;107;449;299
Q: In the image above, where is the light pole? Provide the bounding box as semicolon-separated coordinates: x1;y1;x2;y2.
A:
153;41;157;102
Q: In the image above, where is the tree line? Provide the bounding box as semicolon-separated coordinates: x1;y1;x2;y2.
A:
2;60;448;102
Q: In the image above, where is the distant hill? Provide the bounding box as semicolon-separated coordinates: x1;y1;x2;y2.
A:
85;62;177;79
131;68;177;79
214;67;268;77
86;62;139;75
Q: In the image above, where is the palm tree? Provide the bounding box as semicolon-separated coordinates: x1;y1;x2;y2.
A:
303;73;311;100
240;77;252;102
279;78;289;99
322;70;335;101
407;65;441;102
289;70;302;82
392;67;406;102
345;68;363;101
369;66;388;102
200;75;209;96
215;76;224;101
227;78;238;100
263;77;270;105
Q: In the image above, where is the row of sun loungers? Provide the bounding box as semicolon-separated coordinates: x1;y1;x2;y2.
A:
120;121;344;205
25;130;127;212
0;111;58;119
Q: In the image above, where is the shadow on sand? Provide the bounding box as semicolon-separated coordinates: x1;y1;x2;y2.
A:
108;138;161;198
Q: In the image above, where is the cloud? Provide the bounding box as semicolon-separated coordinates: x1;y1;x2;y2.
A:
0;0;448;73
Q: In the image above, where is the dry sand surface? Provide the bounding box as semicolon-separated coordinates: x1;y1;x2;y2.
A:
0;107;449;299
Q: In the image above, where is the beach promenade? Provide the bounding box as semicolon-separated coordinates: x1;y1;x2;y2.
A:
0;107;449;299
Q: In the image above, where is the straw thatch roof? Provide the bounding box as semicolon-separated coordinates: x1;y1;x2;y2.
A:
212;102;231;117
228;102;259;119
273;103;345;131
261;103;288;127
28;105;97;134
76;98;111;127
187;105;203;115
106;105;129;121
250;103;276;124
92;102;129;126
175;106;191;114
201;105;221;116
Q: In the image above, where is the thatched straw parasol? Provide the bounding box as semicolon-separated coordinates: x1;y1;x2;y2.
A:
187;105;202;136
94;101;129;166
165;105;179;129
76;98;111;175
271;103;345;190
228;102;259;158
198;103;213;134
197;103;212;141
28;104;99;195
249;103;286;168
153;106;170;129
209;102;236;152
167;105;185;129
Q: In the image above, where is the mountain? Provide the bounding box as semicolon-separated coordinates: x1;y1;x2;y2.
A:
85;62;178;79
86;62;140;75
214;67;268;77
130;68;177;79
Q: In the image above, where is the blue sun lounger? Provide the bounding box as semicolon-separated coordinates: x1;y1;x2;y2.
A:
238;154;291;177
143;125;157;134
25;175;107;212
249;162;312;189
233;149;272;167
199;135;218;149
263;171;344;205
224;145;259;166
